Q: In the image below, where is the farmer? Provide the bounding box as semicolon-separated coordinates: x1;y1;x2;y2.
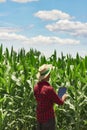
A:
34;64;67;130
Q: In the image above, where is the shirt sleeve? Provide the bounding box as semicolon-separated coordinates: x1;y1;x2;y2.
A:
48;87;64;105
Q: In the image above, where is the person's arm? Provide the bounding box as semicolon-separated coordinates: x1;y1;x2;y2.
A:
48;87;64;105
62;94;67;101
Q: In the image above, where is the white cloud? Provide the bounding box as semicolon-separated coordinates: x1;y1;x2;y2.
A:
0;32;80;45
0;32;29;42
30;35;80;45
0;0;6;2
0;24;34;33
46;20;87;37
34;10;72;21
0;27;22;33
11;0;38;3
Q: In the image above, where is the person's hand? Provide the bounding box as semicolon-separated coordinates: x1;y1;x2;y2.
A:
62;94;68;101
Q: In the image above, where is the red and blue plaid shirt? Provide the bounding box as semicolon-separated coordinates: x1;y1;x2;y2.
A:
34;81;64;123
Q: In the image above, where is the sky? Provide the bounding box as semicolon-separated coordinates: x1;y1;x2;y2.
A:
0;0;87;58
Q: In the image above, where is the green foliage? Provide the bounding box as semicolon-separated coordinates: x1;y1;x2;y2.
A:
0;44;87;130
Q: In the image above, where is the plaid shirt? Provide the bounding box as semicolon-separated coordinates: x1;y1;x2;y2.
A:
34;81;64;123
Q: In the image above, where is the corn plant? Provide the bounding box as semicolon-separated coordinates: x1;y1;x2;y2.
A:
0;44;87;130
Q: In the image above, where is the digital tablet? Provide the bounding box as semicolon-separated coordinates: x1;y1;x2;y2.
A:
58;87;67;98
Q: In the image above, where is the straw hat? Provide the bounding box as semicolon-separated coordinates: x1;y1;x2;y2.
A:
36;64;53;81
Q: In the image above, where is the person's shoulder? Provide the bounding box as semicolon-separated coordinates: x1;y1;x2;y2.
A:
48;86;53;91
44;84;53;92
34;81;42;91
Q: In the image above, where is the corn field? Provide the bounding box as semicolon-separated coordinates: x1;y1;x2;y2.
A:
0;44;87;130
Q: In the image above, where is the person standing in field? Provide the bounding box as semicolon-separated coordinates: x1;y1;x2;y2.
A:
34;64;67;130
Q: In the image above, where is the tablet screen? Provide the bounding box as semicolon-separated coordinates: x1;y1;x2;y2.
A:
58;87;67;98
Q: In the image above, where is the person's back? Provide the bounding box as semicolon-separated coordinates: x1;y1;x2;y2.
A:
34;81;55;123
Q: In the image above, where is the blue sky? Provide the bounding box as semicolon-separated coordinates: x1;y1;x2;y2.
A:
0;0;87;57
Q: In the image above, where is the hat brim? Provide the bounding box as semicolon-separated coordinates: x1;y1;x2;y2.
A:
37;67;51;81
